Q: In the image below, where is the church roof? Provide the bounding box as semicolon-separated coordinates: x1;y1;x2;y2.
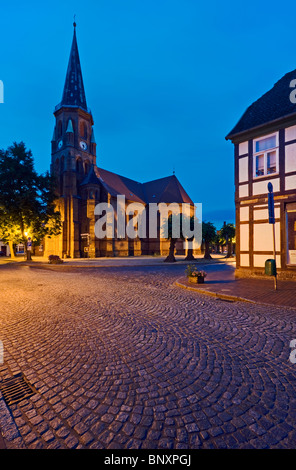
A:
226;68;296;140
96;167;147;203
143;175;193;204
95;167;194;205
80;165;101;186
60;24;88;111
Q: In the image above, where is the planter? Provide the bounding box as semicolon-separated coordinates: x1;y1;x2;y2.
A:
188;276;205;284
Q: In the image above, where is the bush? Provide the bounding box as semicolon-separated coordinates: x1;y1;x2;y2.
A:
48;255;63;264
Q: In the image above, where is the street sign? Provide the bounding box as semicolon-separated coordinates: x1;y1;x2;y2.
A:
267;182;277;290
27;236;32;252
268;182;275;224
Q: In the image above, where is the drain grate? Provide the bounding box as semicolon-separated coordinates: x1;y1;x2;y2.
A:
0;373;36;406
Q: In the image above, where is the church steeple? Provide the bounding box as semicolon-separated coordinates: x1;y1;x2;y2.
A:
60;22;87;111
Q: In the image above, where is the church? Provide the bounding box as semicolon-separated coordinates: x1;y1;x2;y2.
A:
45;23;195;258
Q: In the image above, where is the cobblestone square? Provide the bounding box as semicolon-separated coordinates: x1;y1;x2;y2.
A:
1;262;296;449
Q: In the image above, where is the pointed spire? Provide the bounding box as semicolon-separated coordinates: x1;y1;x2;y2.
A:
61;22;87;111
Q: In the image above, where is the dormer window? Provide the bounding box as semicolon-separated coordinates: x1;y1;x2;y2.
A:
253;134;278;178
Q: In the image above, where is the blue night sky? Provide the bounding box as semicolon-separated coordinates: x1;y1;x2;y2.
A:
0;0;295;229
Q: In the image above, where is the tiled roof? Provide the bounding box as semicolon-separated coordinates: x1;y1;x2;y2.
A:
80;165;101;186
96;167;146;203
143;175;193;204
226;69;296;139
94;167;193;205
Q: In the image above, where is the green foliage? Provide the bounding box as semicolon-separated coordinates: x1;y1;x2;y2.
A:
220;223;236;242
161;213;185;241
161;213;198;240
0;142;61;251
202;221;216;243
185;264;207;278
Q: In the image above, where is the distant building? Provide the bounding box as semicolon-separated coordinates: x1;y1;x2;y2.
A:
45;24;195;258
226;69;296;279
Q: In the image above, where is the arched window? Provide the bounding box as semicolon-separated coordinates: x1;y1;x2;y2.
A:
76;157;83;175
60;156;65;172
58;121;63;138
79;121;87;139
84;160;90;175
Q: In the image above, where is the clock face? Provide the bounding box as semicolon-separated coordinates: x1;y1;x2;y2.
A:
80;141;87;150
58;140;63;149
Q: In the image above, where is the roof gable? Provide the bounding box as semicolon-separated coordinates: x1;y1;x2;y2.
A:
95;168;193;205
143;175;193;204
226;69;296;139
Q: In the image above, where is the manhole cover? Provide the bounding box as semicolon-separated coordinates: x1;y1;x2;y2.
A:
0;373;36;406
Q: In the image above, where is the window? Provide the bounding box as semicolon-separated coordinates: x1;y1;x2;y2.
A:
256;154;264;176
267;151;276;174
253;134;278;178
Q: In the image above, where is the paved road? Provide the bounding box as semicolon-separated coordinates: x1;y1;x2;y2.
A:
0;263;296;449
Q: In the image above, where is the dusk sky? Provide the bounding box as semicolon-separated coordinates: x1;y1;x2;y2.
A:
1;0;295;228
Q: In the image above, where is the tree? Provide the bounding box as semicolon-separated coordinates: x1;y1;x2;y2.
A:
163;213;184;263
184;215;197;261
162;212;199;263
0;142;61;260
220;222;236;258
0;213;22;259
202;221;216;259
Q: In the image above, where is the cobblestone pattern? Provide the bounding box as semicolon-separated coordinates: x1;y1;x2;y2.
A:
0;264;296;449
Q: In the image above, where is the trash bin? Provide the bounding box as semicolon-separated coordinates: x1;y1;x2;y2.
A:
265;259;277;276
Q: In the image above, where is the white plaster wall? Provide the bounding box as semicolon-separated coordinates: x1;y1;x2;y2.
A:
285;143;296;173
240;224;249;252
239;141;248;156
253;254;281;268
239;184;249;198
253;207;280;220
253;222;281;252
239;157;249;183
285;174;296;191
240;254;250;266
240;206;249;222
253;178;280;196
285;125;296;142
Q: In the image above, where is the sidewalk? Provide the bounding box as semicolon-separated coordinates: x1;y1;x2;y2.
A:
0;253;229;268
176;264;296;309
